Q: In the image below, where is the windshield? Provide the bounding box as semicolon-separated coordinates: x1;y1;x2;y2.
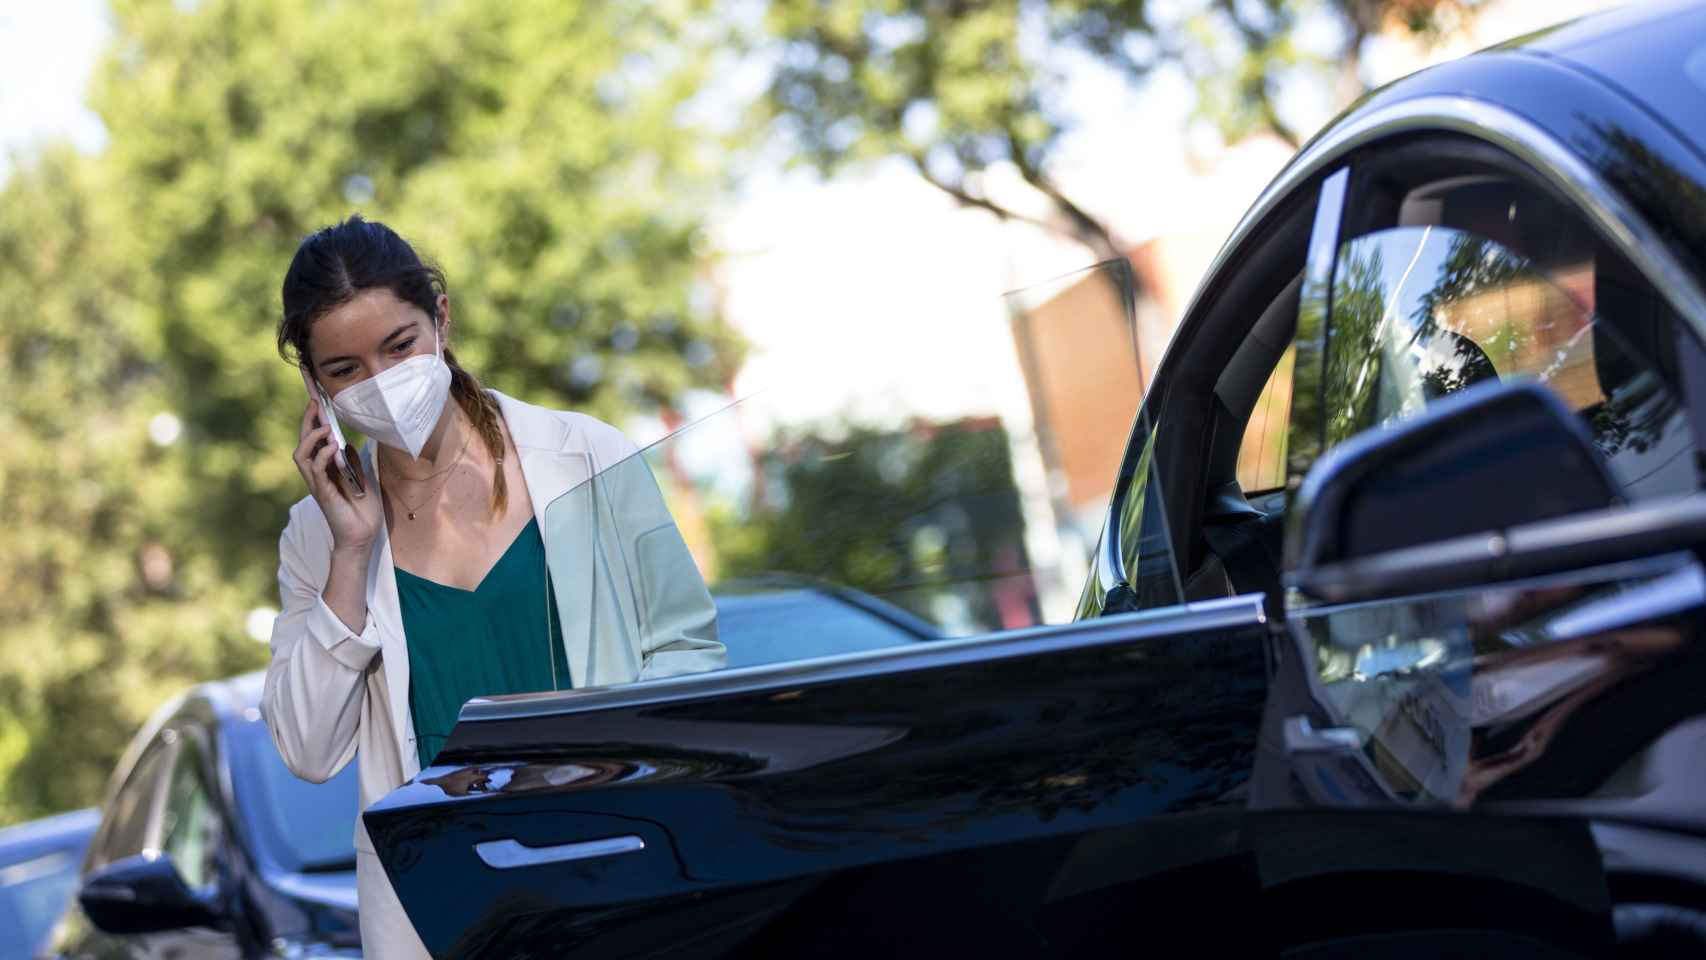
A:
526;259;1173;691
229;714;359;872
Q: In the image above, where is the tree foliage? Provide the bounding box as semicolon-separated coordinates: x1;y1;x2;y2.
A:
0;0;740;822
760;0;1478;260
711;418;1035;633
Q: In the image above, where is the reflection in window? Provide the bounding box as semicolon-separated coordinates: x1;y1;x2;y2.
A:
92;746;167;870
160;739;221;890
1322;227;1695;500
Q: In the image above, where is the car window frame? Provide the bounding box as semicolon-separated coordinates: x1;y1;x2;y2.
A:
1082;174;1327;615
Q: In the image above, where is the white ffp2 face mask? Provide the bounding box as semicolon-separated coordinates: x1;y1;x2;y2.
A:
329;324;453;460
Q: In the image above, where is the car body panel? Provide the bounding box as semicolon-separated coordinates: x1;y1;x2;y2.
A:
0;808;98;960
363;597;1269;957
1511;0;1706;159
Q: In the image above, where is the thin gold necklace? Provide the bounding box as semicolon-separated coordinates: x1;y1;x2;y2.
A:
384;426;473;521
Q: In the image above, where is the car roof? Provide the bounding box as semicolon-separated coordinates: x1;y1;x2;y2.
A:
1506;0;1706;158
191;669;265;719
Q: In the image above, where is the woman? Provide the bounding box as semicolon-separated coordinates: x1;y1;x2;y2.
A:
261;216;724;957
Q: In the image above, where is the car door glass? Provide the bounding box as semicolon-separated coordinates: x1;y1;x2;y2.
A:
1316;226;1696;501
89;743;169;871
159;734;222;891
529;260;1170;692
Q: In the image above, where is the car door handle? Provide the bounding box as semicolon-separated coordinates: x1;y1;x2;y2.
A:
473;835;646;869
1283;715;1362;755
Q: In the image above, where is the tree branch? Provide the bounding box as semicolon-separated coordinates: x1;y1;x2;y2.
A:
999;126;1125;264
906;152;1061;237
1214;0;1303;150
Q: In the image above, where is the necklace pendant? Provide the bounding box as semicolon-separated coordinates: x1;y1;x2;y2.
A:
408;511;416;520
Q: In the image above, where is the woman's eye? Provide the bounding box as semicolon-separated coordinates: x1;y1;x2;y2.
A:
392;338;417;354
330;367;355;379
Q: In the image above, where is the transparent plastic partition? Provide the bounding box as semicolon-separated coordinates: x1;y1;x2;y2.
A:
1002;258;1182;614
535;258;1177;691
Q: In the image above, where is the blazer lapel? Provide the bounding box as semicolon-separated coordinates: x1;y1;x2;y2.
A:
358;443;418;782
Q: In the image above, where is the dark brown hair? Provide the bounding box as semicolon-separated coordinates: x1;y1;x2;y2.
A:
278;215;508;516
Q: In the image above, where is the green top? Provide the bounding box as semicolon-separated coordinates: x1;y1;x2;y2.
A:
394;516;570;771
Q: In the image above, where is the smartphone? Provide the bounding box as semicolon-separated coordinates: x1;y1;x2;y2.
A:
299;365;366;497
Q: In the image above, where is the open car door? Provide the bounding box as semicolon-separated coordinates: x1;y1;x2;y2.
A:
1248;191;1706;956
361;261;1277;958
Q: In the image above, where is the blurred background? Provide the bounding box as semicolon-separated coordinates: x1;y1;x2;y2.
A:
0;0;1624;827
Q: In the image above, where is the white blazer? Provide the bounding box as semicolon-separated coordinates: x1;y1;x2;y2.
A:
260;390;724;958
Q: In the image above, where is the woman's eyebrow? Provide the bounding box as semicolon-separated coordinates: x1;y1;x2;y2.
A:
316;321;418;370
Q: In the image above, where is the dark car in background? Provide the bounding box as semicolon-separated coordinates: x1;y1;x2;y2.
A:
46;672;361;959
0;807;97;959
358;3;1706;956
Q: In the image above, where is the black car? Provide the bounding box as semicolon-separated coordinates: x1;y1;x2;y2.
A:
0;807;97;959
47;672;362;959
362;3;1706;956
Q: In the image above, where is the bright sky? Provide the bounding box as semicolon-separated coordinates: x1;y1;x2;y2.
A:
0;1;110;176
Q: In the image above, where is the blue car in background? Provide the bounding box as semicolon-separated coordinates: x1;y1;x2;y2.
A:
712;578;941;669
0;807;98;960
44;672;361;959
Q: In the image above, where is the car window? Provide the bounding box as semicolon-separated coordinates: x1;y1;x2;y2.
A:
1236;346;1295;493
1285;169;1700;506
159;733;223;891
1313;225;1696;501
89;742;169;871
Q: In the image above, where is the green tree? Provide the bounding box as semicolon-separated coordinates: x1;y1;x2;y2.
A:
760;0;1477;261
0;0;741;821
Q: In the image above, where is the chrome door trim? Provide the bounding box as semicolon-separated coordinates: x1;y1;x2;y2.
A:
473;835;646;870
1204;95;1706;341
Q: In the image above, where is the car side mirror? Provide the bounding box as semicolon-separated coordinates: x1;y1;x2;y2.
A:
1288;380;1622;605
78;852;223;935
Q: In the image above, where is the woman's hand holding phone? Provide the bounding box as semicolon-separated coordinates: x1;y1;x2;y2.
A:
295;395;383;552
